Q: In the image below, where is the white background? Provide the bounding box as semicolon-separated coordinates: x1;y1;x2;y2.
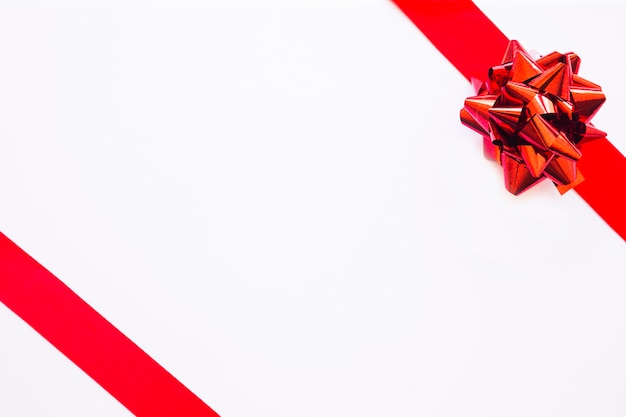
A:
0;0;625;416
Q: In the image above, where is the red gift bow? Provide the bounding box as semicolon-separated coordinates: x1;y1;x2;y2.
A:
461;40;606;195
392;0;626;241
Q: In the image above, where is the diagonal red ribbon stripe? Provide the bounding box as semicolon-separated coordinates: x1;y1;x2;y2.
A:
392;0;626;241
392;0;508;82
577;138;626;241
0;232;219;416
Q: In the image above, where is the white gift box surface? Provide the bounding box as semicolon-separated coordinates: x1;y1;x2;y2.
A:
0;0;625;416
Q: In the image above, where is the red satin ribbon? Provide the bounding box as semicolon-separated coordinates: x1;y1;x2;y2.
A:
0;232;219;416
393;0;626;241
577;139;626;240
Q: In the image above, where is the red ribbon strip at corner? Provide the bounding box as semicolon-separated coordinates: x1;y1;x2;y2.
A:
392;0;508;82
393;0;626;241
577;139;626;240
0;233;219;417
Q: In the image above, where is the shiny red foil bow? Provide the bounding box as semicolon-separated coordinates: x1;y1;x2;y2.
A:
393;0;626;241
460;40;606;195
